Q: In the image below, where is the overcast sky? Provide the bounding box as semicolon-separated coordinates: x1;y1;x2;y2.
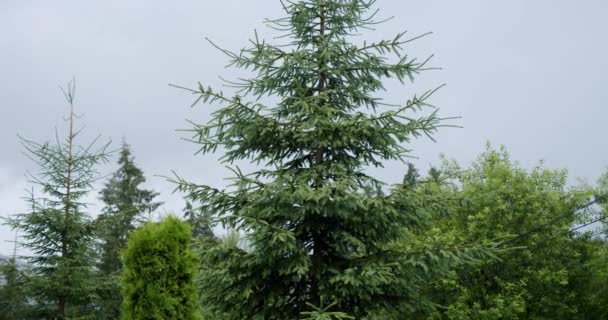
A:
1;0;607;255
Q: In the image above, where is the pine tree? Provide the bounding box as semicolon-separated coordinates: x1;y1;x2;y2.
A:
174;1;495;318
120;216;200;320
95;142;162;319
4;80;109;319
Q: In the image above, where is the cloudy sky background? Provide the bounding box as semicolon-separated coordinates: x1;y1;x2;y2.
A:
1;0;607;255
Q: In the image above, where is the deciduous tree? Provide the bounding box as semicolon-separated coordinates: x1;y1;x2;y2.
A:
423;146;596;319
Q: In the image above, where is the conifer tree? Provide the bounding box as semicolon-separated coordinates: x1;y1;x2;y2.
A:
0;258;28;319
95;142;162;319
120;216;200;320
183;200;216;240
0;230;29;319
402;162;420;188
4;80;109;319
174;1;495;318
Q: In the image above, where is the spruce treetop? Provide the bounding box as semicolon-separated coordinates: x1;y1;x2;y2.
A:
99;142;161;218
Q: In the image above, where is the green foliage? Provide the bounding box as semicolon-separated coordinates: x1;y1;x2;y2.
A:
95;142;161;319
423;145;599;319
402;162;420;188
580;170;608;319
2;3;607;319
0;258;30;319
596;170;608;235
183;200;216;240
120;215;200;320
300;302;355;320
581;238;608;319
175;1;497;318
3;81;109;319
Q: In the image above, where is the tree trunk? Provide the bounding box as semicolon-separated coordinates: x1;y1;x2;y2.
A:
309;0;327;308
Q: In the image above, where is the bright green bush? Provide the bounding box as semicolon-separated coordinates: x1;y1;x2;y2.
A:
120;215;200;320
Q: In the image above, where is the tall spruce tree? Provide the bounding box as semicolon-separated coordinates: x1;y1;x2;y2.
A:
4;80;109;319
95;142;161;319
175;1;495;318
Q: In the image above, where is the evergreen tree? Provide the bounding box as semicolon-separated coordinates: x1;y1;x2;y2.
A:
0;258;29;319
0;230;29;319
4;80;109;319
174;1;495;318
95;142;162;319
402;162;420;188
120;216;200;320
183;200;216;240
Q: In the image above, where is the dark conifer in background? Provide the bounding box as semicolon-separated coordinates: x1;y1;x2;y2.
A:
183;200;216;241
95;142;162;319
0;256;29;319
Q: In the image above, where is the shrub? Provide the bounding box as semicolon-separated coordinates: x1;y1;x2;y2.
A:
120;215;200;320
